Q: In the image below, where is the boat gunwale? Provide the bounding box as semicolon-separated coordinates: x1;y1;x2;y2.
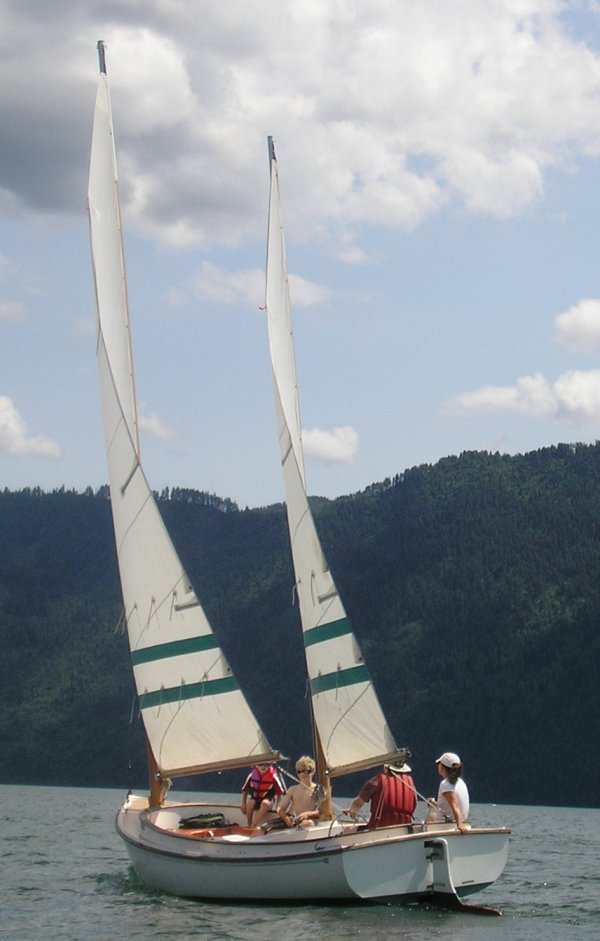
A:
116;804;510;866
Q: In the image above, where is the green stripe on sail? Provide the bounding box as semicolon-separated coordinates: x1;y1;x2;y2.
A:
310;664;370;695
139;675;239;709
131;634;219;666
304;618;352;648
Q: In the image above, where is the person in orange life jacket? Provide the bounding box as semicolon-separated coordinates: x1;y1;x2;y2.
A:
241;763;287;826
347;755;417;828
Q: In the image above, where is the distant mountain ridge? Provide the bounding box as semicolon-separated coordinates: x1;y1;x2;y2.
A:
1;441;599;807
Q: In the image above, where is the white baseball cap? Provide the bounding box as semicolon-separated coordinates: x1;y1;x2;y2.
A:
436;752;461;768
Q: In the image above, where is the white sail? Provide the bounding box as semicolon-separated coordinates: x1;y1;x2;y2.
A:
265;138;398;777
88;57;277;778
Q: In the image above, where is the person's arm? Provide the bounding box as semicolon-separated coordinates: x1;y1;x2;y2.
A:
348;784;371;817
444;790;468;833
240;771;253;809
348;778;376;817
277;792;292;816
296;807;319;822
348;796;365;817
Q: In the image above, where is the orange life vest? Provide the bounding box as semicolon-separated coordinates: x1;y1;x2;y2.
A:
368;772;417;828
242;765;286;802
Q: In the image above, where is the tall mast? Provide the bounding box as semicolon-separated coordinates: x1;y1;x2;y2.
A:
97;39;107;75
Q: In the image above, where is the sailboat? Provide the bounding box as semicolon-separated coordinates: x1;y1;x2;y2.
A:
89;43;510;906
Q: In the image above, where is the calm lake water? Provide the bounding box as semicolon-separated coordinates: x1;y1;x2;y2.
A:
2;784;599;941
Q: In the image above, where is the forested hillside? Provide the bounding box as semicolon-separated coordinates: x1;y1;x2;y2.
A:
1;442;599;808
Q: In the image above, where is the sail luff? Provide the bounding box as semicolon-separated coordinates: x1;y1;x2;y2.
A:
88;54;278;781
266;137;306;491
89;64;139;457
265;139;399;777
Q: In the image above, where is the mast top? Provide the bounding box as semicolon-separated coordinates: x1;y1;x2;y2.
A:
97;40;107;75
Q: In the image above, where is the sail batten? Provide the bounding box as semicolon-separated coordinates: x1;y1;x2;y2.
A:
266;138;399;776
89;61;278;781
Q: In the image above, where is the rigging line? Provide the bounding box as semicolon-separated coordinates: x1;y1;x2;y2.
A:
401;774;430;806
314;591;337;627
126;601;146;642
156;683;187;769
113;606;126;635
196;654;224;686
97;337;132;454
280;766;301;786
134;574;190;642
280;437;293;467
116;486;154;553
308;567;339;626
290;502;310;545
128;597;154;646
120;456;141;495
278;766;346;816
323;681;373;754
153;574;189;621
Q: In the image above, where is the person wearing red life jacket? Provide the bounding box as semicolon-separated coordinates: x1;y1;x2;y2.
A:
347;753;417;828
241;763;287;826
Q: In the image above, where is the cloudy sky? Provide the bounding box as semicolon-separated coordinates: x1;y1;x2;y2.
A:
2;0;600;508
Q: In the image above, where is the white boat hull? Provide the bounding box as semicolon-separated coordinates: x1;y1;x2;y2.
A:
116;798;509;903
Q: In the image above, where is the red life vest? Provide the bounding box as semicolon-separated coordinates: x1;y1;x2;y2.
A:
243;766;286;802
368;772;417;828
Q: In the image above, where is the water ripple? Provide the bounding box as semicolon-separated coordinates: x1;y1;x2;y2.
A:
2;787;600;941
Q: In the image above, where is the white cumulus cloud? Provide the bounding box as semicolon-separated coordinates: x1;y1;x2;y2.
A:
554;370;600;419
194;262;264;307
139;411;175;440
446;369;600;422
194;261;332;309
4;2;600;248
555;298;600;352
0;396;61;457
302;425;359;464
447;373;556;417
